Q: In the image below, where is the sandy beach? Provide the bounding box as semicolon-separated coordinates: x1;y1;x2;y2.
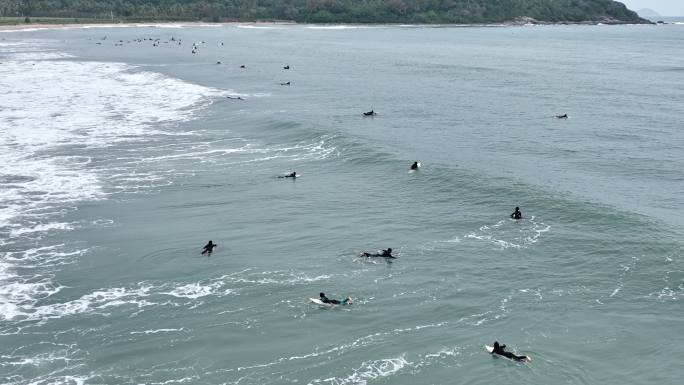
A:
0;21;302;32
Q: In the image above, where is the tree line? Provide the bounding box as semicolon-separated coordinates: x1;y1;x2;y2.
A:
1;0;647;24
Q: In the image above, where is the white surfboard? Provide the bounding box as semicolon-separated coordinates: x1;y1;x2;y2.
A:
277;173;301;179
485;345;532;362
310;298;334;307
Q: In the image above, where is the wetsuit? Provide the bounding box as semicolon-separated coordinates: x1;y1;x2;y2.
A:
320;295;350;305
411;162;419;170
202;241;217;255
492;342;529;361
511;210;522;219
360;249;395;259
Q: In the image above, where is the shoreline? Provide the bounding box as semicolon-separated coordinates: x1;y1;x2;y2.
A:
0;19;656;32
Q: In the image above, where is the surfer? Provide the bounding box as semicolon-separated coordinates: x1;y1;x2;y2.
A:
283;65;290;69
360;248;395;259
280;81;290;86
226;96;244;100
363;110;375;116
410;161;419;170
278;172;297;178
240;64;246;68
556;113;568;119
490;341;530;362
510;207;522;220
201;240;217;256
319;292;352;305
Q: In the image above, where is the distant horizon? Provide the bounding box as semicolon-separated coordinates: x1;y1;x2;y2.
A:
619;0;684;16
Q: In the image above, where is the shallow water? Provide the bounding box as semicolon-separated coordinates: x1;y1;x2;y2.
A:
1;23;682;385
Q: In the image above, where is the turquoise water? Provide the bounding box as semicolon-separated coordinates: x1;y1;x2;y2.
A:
1;24;682;384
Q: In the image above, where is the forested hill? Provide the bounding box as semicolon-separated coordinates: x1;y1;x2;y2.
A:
3;0;649;24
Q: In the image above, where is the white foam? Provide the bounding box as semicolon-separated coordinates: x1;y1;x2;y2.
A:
305;25;374;30
0;51;225;229
9;222;75;237
237;25;284;30
6;51;74;60
0;39;226;327
130;328;186;335
163;282;232;299
21;286;155;321
308;356;409;385
2;275;247;322
464;216;549;250
0;23;222;34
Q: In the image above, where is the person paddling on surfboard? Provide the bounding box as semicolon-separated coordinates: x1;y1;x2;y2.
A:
556;113;568;119
360;248;395;259
410;161;419;170
510;207;522;220
278;171;297;178
490;341;530;362
319;292;352;305
201;240;217;256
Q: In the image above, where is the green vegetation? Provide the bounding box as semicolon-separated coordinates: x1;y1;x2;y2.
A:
0;0;648;24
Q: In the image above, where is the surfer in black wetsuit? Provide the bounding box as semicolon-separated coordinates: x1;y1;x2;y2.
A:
410;161;419;170
360;248;395;259
201;240;217;256
491;341;530;362
280;81;290;85
319;292;352;305
556;113;568;119
511;207;522;220
363;110;375;116
278;172;297;178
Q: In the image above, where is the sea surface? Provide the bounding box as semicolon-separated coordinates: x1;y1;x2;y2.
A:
1;23;682;385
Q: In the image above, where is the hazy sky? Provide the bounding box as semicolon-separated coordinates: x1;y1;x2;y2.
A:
619;0;684;16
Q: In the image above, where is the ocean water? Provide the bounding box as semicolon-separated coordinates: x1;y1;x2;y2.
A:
0;23;682;385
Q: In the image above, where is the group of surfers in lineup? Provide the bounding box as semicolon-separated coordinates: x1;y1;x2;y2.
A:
199;161;529;362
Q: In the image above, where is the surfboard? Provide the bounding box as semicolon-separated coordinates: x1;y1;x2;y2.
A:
310;298;334;307
485;345;532;362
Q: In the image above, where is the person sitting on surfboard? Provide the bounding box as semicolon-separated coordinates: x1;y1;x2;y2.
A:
360;248;395;259
510;207;522;220
410;161;419;170
319;292;352;305
201;240;217;256
491;341;530;362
